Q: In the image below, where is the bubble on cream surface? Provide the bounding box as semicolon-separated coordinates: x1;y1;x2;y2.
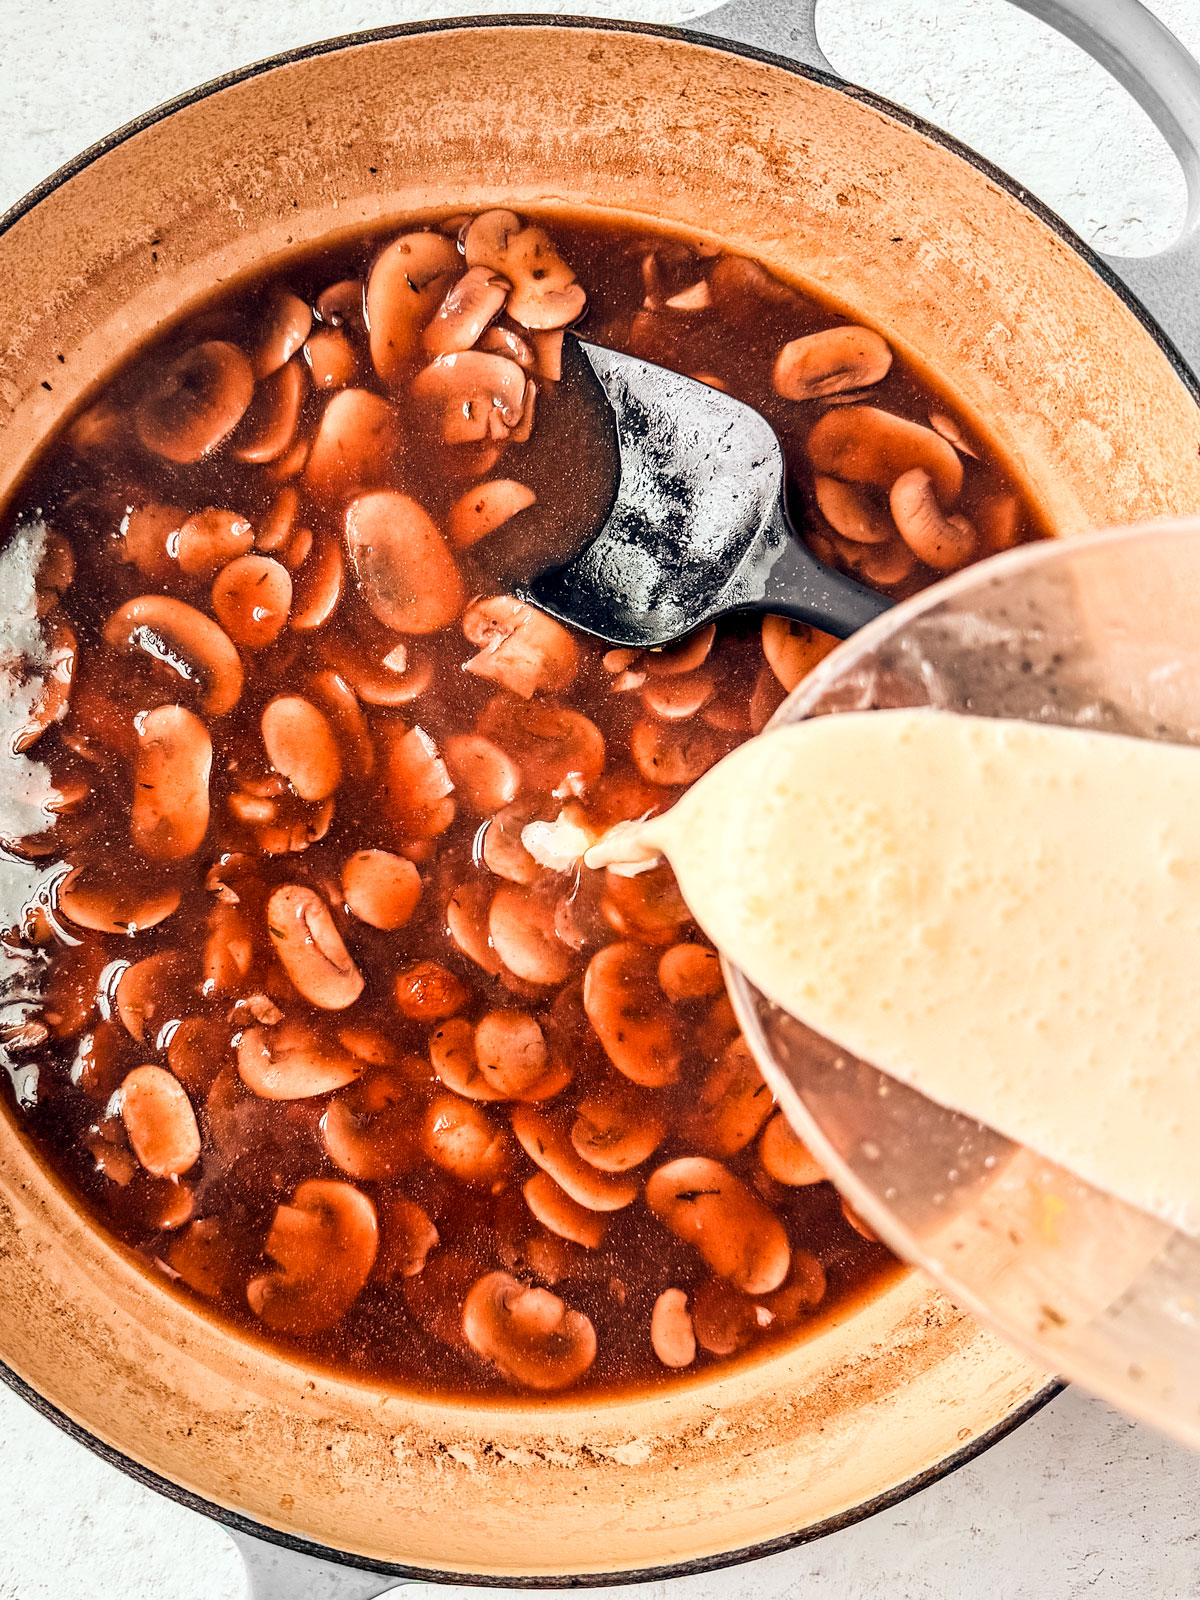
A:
639;708;1200;1235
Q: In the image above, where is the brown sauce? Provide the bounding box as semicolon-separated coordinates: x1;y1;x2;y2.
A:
0;210;1043;1398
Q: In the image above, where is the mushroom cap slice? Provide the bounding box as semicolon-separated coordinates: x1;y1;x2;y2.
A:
345;491;464;634
462;1270;597;1390
247;1179;378;1334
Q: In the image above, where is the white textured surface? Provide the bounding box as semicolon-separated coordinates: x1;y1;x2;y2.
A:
3;2;1200;1597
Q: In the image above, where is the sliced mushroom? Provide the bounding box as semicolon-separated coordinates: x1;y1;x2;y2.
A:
640;669;715;721
120;1064;200;1178
382;724;456;838
289;535;344;633
136;341;255;463
807;405;963;505
104;595;243;716
889;467;976;570
340;849;421;930
630;719;724;786
479;324;535;368
928;409;978;457
323;639;431;707
57;869;180;936
307;670;374;777
601;864;690;946
758;1111;825;1186
256;485;299;551
489;884;572;986
247;1179;377;1334
321;1071;418;1180
683;1037;774;1157
446;879;502;975
773;325;892;401
664;280;712;312
252;292;313;379
977;491;1024;552
463;211;586;330
232;360;307;463
583;942;680;1086
175;508;254;577
477;697;605;795
511;375;535;443
211;554;292;649
446;480;536;549
305;327;358;390
284;526;315;572
236;1019;362;1099
266;885;363;1010
303;388;403;501
645;1156;790;1294
170;1218;237;1299
813;476;892;545
443;733;519;815
412;351;527;443
690;1278;758;1355
462;1270;596;1390
641;623;716;679
261;695;342;801
114;951;186;1042
376;1195;439;1281
202;900;254;992
474;1009;555;1098
430;1015;505;1102
480;800;542;885
658;942;723;1002
313;277;364;326
118;503;181;581
851;538;917;588
709;255;797;318
423;266;511;355
650;1288;696;1368
131;704;211;861
394;959;469;1021
760;614;838;693
344;491;464;634
422;1092;509;1184
763;1251;828;1324
462;595;578;700
523;1172;606;1249
166;1016;228;1094
570;1085;664;1173
367;232;460;384
511;1104;639;1211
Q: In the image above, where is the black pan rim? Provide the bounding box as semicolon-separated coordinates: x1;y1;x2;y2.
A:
0;7;1147;1583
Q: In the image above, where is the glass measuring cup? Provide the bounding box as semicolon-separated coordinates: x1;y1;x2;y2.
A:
727;520;1200;1449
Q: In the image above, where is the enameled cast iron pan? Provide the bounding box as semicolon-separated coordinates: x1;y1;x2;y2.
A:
3;2;1200;1594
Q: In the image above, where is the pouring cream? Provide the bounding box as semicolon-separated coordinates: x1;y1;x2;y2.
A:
587;709;1200;1234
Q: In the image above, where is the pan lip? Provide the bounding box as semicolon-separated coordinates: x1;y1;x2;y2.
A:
0;1350;1064;1586
0;6;1118;1580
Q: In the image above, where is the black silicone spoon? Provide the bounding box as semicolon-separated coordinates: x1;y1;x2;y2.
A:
520;334;892;649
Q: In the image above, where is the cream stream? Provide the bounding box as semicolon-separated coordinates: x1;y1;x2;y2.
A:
591;710;1200;1234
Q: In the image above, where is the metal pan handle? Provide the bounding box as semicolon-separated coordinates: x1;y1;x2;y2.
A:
700;0;1200;380
229;1529;414;1598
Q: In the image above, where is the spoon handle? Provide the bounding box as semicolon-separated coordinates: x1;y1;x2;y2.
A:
754;510;892;639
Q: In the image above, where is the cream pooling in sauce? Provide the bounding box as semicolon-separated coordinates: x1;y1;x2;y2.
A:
619;709;1200;1235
